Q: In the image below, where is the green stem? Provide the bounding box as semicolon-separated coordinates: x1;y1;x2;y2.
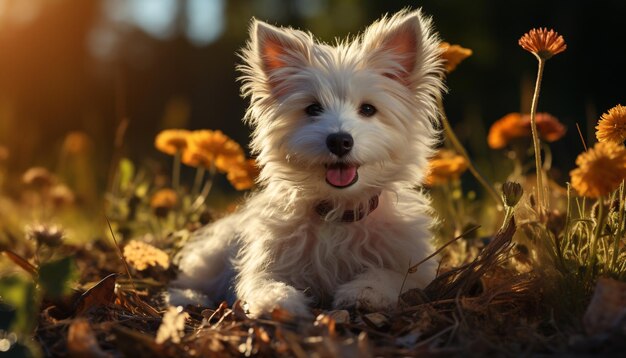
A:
173;150;182;191
442;182;463;235
191;166;206;197
529;57;546;212
437;99;502;207
611;181;625;270
587;197;606;283
191;164;216;212
501;206;514;231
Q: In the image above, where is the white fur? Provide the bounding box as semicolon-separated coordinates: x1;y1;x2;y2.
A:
171;9;445;317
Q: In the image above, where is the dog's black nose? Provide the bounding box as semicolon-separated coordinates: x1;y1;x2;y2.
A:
326;132;353;157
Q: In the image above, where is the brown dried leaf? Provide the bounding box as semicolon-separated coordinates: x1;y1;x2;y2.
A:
424;219;516;301
270;306;294;323
315;313;337;336
67;318;111;358
232;300;249;321
1;249;37;277
362;312;388;329
327;309;350;324
74;273;118;315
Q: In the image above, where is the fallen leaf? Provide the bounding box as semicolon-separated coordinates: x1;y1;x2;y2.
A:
67;318;111;358
1;250;37;277
74;273;118;315
362;313;388;329
270;306;294;323
327;310;350;324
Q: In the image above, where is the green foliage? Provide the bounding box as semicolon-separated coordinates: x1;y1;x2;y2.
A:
0;275;39;335
118;158;135;193
38;256;78;299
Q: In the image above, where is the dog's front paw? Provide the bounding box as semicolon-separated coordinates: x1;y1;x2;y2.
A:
333;283;397;312
244;282;312;318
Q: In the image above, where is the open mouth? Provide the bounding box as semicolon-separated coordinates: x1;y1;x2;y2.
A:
325;163;359;188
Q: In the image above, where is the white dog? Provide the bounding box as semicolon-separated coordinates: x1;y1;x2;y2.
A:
170;9;445;317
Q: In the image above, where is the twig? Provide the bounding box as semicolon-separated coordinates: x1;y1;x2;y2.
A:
407;225;480;273
575;123;588;151
105;215;136;291
438;98;502;206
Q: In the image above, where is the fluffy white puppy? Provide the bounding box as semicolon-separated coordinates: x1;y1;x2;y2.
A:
171;9;445;317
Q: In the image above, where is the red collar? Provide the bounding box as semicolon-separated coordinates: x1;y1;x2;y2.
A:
315;194;380;222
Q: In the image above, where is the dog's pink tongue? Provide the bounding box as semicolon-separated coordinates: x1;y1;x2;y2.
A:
326;164;357;187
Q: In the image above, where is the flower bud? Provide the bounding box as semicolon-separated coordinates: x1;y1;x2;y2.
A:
502;181;523;207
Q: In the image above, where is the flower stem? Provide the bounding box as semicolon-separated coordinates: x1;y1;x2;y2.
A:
437;99;502;206
191;166;206;197
611;181;625;271
587;197;606;283
529;57;546;212
191;164;216;212
173;150;182;191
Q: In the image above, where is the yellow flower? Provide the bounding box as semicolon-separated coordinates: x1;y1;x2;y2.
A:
227;159;260;191
189;130;245;173
570;142;626;198
596;105;626;144
518;28;566;60
150;188;178;217
155;129;190;155
123;240;170;271
425;149;468;186
440;42;472;72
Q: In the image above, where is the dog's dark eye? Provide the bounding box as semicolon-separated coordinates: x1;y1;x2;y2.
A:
305;103;324;117
359;103;377;117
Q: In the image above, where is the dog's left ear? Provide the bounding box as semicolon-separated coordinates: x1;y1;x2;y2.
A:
362;11;434;87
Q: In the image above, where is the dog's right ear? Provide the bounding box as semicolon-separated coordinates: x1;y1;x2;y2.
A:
246;20;311;93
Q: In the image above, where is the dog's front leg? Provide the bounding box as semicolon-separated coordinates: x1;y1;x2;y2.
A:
236;273;312;318
333;268;409;312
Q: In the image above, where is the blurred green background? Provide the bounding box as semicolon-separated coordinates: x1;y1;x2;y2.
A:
0;0;624;195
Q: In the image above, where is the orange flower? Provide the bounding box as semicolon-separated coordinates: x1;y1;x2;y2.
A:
519;28;566;60
425;149;468;186
531;112;566;142
440;42;473;72
150;188;178;217
181;146;213;168
596;105;626;144
487;112;565;149
487;113;529;149
155;129;190;155
227;159;260;191
189;130;245;173
62;131;92;155
570;142;626;198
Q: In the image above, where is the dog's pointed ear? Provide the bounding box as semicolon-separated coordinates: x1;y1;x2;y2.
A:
249;20;310;92
362;11;433;86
